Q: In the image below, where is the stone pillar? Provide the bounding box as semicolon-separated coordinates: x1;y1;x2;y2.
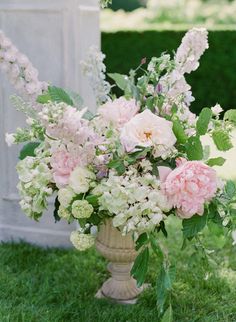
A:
0;0;100;247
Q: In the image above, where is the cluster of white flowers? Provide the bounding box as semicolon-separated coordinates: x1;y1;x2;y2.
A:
94;165;171;236
56;167;96;221
0;30;48;100
70;231;95;251
16;156;53;219
81;46;111;106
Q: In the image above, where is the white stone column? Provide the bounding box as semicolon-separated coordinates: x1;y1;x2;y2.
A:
0;0;100;247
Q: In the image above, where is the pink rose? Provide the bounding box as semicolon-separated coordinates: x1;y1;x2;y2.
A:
98;97;139;128
51;149;79;188
159;159;217;218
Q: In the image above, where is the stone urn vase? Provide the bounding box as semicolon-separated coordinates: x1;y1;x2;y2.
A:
95;219;146;304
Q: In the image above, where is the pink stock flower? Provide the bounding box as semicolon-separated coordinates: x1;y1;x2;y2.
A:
98;97;139;128
51;149;79;188
159;159;218;218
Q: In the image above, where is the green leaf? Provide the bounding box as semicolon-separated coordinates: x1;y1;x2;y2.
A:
107;159;126;175
86;195;99;208
185;136;203;160
36;93;51;104
149;234;164;260
48;86;74;106
225;181;236;199
212;129;233;151
207;157;226;167
131;247;149;287
172;119;188;144
161;305;173;322
224;109;236;124
19;142;41;160
108;73;129;91
182;213;207;239
53;196;61;223
157;265;175;314
67;90;84;108
196;107;212;136
135;233;148;251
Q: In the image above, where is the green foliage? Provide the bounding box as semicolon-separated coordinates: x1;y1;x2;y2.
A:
108;73;129;90
1;215;236;322
182;213;207;239
19;142;41;160
196;107;212;135
212;129;233;151
225;180;236;199
207;157;226;167
102;31;236;115
109;0;145;12
172;119;188;144
37;86;74;106
131;246;149;287
53;196;61;223
161;305;173;322
157;264;176;315
224;109;236;124
185;136;203;160
107;158;126;175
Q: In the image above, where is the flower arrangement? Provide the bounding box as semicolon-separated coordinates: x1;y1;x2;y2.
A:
2;27;236;316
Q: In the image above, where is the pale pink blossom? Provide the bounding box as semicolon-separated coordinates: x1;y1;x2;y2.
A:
159;159;218;218
0;29;47;100
51;148;80;188
175;28;209;74
120;109;176;157
98;97;139;128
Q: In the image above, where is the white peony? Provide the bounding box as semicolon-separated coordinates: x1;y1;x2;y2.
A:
69;167;95;194
120;109;176;157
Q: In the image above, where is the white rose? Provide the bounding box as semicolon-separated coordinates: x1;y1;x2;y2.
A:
120;109;176;157
69;167;95;194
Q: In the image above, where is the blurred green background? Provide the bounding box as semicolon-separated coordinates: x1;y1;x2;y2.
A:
101;0;236;115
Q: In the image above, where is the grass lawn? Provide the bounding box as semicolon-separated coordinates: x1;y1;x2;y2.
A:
1;218;236;322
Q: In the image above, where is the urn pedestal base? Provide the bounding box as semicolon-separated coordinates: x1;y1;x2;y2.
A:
95;220;148;304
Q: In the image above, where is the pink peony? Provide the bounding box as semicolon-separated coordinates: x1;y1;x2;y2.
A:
51;149;79;188
159;159;218;218
98;97;139;128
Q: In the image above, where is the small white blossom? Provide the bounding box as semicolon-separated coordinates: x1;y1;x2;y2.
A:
211;104;223;116
5;133;16;146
